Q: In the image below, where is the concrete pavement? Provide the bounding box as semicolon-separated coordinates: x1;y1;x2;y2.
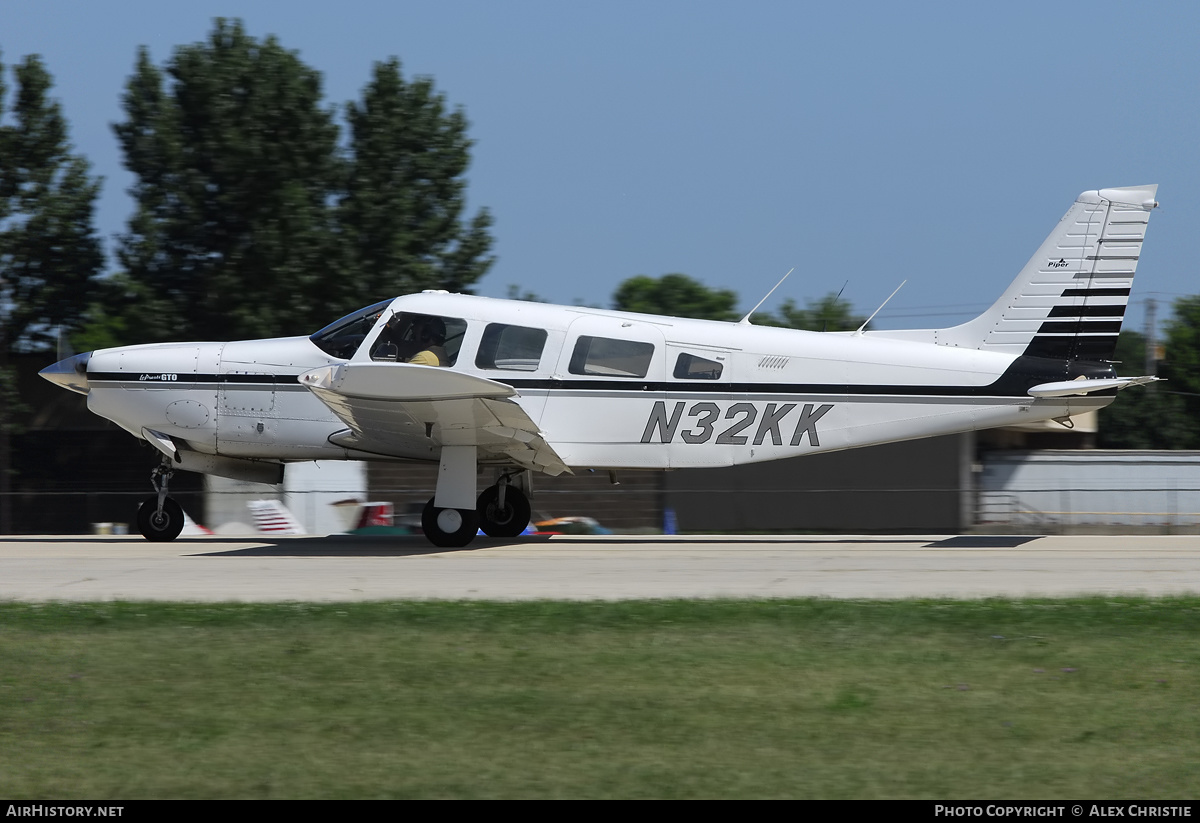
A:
0;533;1198;601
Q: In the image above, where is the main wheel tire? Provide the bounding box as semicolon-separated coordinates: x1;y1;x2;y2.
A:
476;485;531;538
421;498;479;548
136;495;185;542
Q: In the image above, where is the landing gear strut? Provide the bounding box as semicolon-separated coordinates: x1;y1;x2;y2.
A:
137;459;185;542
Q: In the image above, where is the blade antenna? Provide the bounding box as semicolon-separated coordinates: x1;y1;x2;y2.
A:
823;280;850;333
739;267;795;325
854;280;907;336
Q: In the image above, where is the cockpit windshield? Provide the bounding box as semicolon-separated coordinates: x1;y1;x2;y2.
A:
309;299;393;359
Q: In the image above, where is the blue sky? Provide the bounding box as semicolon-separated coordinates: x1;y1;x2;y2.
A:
4;1;1198;332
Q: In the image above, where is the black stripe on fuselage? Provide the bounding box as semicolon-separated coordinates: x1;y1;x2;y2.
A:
500;356;1115;397
86;356;1117;400
88;372;301;385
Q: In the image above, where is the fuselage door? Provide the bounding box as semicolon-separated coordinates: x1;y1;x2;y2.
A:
540;314;667;468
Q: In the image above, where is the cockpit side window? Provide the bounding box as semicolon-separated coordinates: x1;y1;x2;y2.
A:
309;300;393;359
674;352;723;380
475;324;547;371
370;312;468;366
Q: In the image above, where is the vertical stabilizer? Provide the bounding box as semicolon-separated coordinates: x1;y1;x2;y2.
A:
935;185;1157;360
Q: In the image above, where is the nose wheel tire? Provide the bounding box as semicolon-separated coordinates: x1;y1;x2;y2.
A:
136;495;185;542
421;499;479;547
476;485;531;538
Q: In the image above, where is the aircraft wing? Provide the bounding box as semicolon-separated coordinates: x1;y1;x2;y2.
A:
1027;376;1161;398
298;363;570;475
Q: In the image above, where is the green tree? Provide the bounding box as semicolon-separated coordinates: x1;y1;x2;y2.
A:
1155;296;1200;448
113;19;340;342
1098;330;1195;449
0;52;103;533
0;53;104;354
1162;297;1200;398
613;273;739;321
760;292;866;331
339;59;494;310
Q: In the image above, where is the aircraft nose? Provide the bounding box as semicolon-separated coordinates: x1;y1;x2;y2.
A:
39;351;92;395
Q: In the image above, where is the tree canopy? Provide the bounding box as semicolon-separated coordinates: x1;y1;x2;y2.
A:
1097;330;1195;449
340;58;494;309
610;272;865;330
758;293;866;332
612;273;739;321
0;51;103;533
0;52;104;355
109;19;494;344
112;20;342;342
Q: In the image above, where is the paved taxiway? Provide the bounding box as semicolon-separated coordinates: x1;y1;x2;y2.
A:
0;533;1198;601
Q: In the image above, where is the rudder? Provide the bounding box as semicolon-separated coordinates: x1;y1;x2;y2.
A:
937;184;1158;361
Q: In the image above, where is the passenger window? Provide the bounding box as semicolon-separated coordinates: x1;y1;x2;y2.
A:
370;312;468;366
569;336;654;378
674;353;723;380
476;324;547;371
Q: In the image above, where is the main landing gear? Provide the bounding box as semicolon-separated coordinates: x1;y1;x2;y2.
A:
422;473;532;548
137;459;185;542
476;481;532;538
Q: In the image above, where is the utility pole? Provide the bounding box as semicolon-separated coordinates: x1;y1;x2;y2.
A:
1145;297;1158;391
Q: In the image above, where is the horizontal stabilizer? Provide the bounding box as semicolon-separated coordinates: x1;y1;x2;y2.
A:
1027;375;1160;398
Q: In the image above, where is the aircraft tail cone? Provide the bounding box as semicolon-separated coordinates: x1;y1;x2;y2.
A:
39;352;91;395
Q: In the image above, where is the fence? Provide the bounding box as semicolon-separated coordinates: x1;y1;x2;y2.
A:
976;487;1200;532
5;484;1200;535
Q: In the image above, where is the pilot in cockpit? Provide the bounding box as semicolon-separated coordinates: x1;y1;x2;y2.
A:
372;313;452;366
406;316;448;366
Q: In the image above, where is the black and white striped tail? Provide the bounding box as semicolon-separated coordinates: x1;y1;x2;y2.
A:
939;185;1158;361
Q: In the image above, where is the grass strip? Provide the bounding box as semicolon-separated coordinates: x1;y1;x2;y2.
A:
1;598;1198;799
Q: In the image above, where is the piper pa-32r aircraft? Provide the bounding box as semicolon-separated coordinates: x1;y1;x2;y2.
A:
41;184;1160;546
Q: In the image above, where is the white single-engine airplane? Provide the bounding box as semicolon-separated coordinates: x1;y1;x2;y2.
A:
41;185;1160;546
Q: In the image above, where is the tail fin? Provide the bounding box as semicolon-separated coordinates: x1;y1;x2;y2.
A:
937;185;1158;360
247;499;307;535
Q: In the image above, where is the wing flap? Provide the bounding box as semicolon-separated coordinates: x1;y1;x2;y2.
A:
300;363;569;475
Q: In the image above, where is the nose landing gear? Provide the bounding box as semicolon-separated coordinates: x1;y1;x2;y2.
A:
136;459;185;542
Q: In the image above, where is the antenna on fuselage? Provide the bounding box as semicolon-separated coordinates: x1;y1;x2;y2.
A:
822;281;850;333
738;267;795;325
854;280;907;336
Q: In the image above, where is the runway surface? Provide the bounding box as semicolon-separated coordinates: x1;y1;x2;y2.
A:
1;533;1198;601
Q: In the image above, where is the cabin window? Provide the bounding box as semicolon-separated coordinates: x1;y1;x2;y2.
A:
370;312;468;366
476;324;547;371
568;336;654;378
674;353;723;380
